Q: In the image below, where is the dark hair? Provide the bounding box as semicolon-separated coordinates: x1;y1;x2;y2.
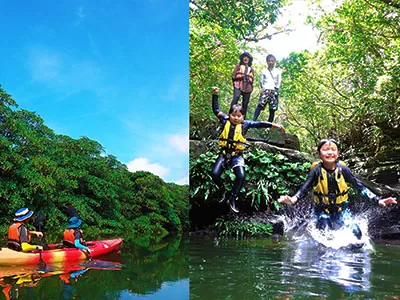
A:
229;104;244;115
266;54;276;62
239;52;253;66
317;138;339;152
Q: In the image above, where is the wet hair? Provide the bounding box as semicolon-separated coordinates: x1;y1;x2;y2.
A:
266;54;276;62
229;104;244;115
239;52;253;67
317;138;339;152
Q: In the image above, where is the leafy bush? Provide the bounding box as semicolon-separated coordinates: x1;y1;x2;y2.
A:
215;219;273;238
190;146;310;211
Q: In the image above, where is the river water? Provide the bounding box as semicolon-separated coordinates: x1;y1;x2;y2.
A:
0;235;188;299
190;236;400;299
4;230;400;299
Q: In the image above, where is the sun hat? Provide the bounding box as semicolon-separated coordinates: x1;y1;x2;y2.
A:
67;216;82;229
14;208;34;222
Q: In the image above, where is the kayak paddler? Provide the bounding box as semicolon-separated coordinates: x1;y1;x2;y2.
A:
63;216;91;256
7;208;44;252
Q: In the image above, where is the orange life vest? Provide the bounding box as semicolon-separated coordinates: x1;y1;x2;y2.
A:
63;229;86;247
63;229;76;247
8;223;31;251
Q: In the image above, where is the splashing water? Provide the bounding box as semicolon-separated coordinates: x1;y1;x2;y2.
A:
307;217;373;251
272;205;374;292
271;203;374;251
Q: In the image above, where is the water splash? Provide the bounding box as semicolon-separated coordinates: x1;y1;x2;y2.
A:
271;202;374;251
273;206;374;293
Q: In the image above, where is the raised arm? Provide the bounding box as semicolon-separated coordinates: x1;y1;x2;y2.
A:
212;87;228;120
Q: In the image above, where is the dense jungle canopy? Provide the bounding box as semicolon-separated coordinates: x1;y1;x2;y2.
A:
0;86;189;246
190;0;400;154
190;0;399;230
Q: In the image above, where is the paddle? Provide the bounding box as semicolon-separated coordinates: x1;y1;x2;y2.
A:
84;249;92;262
35;213;46;270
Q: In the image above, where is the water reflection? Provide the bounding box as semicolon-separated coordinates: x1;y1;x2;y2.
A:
281;234;372;294
190;235;400;299
0;235;188;299
0;258;123;299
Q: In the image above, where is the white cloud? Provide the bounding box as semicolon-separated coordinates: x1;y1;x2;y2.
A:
127;157;169;178
173;176;189;185
168;134;189;153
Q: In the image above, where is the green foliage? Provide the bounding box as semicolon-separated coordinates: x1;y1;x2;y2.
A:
126;214;170;248
279;0;400;153
245;148;310;210
190;151;218;201
190;145;310;211
190;0;284;42
215;218;273;238
0;85;189;245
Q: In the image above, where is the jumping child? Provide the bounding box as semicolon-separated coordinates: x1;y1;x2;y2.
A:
278;138;397;239
212;87;284;213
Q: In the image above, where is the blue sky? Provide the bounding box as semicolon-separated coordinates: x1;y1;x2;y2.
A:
0;1;189;184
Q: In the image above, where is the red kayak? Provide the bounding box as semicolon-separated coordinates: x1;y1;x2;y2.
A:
0;238;123;266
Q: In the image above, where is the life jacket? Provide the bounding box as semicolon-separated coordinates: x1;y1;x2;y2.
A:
63;229;86;248
218;121;247;153
311;161;349;214
8;223;31;251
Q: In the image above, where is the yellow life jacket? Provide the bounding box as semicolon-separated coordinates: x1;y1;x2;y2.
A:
311;161;349;214
218;121;247;152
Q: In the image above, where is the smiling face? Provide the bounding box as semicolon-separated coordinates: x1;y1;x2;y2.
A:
318;141;339;168
242;56;249;65
229;109;244;125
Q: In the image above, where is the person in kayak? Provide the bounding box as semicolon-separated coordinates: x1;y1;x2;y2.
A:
63;216;91;255
7;208;44;252
230;52;254;119
212;87;284;213
278;138;397;239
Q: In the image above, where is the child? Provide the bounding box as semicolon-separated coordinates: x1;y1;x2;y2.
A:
278;138;397;239
212;87;284;213
253;54;282;122
231;52;254;118
7;208;43;252
63;216;91;255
